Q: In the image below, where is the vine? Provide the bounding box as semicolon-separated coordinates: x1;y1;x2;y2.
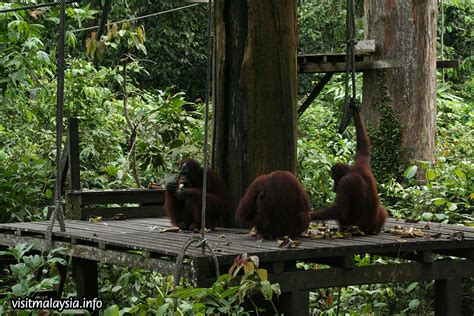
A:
368;70;404;183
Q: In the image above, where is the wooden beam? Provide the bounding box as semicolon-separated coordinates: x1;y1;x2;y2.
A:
298;73;333;116
354;40;376;54
68;188;165;205
278;290;310;316
270;259;474;290
72;257;99;315
299;60;402;73
80;205;164;220
436;60;459;69
435;278;461;316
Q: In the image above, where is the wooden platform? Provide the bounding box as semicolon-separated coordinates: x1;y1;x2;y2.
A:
1;217;473;315
0;217;473;278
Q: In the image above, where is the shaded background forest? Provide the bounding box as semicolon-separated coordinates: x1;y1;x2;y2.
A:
0;0;472;314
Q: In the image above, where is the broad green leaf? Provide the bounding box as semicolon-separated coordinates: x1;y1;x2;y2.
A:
406;282;418;293
404;165;418;179
261;280;273;301
455;168;465;179
426;169;436;181
409;299;420;310
421;212;433;221
45;189;53;199
447;203;458;211
103;305;120;316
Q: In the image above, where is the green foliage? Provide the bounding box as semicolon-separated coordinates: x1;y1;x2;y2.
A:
86;23;147;62
438;0;473;84
0;49;203;221
308;256;435;315
0;243;67;314
0;7;52;94
297;0;365;95
297;75;356;208
311;281;434;315
297;1;347;55
99;255;280;315
379;82;473;223
98;1;209;99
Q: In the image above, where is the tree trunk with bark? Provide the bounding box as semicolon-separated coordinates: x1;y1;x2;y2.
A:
212;1;297;227
362;1;437;166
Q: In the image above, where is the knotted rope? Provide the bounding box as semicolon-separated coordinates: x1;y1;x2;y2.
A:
174;0;219;289
338;0;357;133
45;0;67;252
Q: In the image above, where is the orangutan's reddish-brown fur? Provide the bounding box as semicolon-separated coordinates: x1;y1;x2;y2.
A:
310;107;388;234
164;158;227;230
236;171;311;239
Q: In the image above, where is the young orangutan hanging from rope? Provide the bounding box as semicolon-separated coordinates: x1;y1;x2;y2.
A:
310;100;388;234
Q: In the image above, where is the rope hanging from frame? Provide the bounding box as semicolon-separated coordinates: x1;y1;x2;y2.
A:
95;0;113;40
338;0;358;134
174;0;220;288
45;0;67;252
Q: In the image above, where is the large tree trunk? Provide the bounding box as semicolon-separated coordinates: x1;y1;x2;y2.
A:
363;1;437;166
213;1;297;227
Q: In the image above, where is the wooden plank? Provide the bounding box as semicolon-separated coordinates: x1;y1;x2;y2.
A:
298;53;364;63
0;222;470;268
386;218;474;234
298;73;334;116
80;206;165;220
47;223;210;258
69;189;165;205
0;221;208;259
271;259;474;290
1;219;473;267
436;60;459;69
299;60;402;74
354;40;376;54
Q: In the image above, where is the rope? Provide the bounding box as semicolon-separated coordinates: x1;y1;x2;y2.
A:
338;0;357;134
174;0;219;292
173;236;220;288
440;0;445;82
200;0;213;253
45;0;67;252
95;0;113;40
0;0;77;14
73;3;202;33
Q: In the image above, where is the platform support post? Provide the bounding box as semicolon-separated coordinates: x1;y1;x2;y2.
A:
435;278;461;316
277;290;310;316
73;257;99;314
